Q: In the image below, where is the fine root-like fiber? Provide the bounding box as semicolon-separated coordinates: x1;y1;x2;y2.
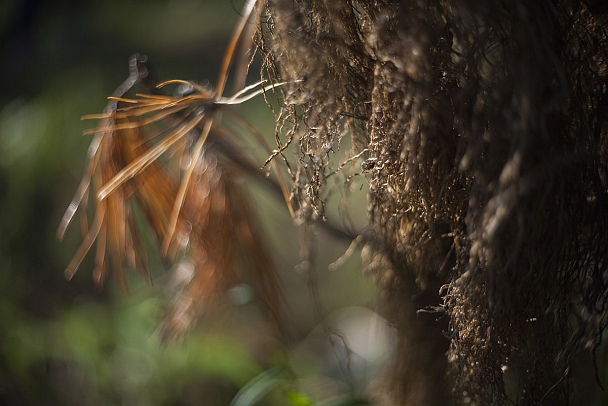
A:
257;0;608;404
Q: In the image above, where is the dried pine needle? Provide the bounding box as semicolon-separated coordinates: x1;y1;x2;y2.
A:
59;0;288;340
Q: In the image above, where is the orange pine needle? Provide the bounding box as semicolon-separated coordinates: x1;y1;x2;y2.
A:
59;0;286;339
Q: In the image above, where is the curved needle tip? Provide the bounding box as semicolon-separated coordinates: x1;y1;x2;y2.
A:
64;267;78;281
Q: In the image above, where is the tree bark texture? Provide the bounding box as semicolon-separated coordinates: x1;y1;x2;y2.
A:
258;1;608;404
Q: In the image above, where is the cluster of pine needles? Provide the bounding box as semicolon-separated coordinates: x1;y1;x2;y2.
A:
58;0;289;340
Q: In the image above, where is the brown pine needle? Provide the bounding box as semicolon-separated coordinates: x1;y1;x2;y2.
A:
65;203;106;280
97;113;205;201
156;79;213;96
215;0;259;98
162;117;214;255
82;105;190;135
59;0;295;340
57;131;105;240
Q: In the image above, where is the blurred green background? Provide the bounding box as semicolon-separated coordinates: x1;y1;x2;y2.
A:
0;0;378;405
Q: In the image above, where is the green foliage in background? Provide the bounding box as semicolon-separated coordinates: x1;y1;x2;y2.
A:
3;290;261;405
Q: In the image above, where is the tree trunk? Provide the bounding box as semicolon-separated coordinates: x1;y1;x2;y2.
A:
258;0;608;404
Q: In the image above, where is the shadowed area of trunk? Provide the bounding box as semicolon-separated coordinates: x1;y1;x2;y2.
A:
257;0;608;404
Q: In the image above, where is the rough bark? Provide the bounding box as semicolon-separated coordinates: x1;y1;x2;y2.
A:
258;1;608;404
